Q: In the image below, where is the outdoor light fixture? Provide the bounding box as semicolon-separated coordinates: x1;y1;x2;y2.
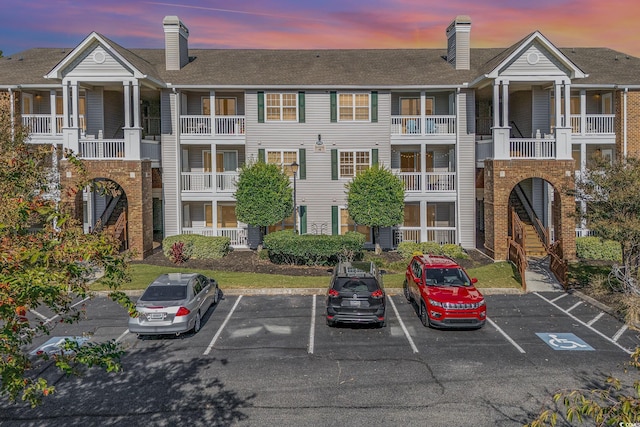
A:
291;161;299;234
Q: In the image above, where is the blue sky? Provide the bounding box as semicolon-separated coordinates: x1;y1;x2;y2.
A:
2;0;639;56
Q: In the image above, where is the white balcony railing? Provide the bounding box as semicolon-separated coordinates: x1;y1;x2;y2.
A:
79;139;125;159
180;115;246;136
394;227;421;244
398;172;421;192
394;226;457;246
22;114;86;135
216;172;238;192
396;172;455;192
182;227;248;246
510;138;555;159
391;115;456;136
570;114;615;135
181;172;238;192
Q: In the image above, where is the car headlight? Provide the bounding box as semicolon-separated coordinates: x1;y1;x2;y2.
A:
428;299;443;307
477;299;486;307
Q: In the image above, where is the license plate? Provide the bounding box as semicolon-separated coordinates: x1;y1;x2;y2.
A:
349;300;361;307
148;313;165;320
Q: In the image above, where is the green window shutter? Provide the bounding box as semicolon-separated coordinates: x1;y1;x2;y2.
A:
331;149;338;180
372;148;378;167
298;92;305;123
299;149;306;180
257;92;264;123
332;206;339;235
258;149;265;162
330;91;337;122
299;205;307;235
371;91;378;123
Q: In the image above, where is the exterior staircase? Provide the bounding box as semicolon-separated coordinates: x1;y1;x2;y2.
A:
509;192;547;257
105;196;128;250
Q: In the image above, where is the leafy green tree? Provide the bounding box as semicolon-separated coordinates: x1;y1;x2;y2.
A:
234;161;293;234
527;347;640;426
0;93;132;406
345;166;405;254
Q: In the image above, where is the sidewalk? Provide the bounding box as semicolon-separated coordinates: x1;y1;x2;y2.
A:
524;256;564;292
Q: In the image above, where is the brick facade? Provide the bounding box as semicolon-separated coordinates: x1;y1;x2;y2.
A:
60;159;154;260
616;89;640;159
483;159;576;261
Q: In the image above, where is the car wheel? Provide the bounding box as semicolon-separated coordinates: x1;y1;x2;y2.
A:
326;318;334;327
193;311;201;333
403;280;412;302
379;320;386;328
213;287;219;304
420;301;429;327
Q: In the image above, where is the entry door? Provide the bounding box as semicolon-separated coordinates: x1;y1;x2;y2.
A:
400;152;420;172
216;151;238;172
216;98;237;116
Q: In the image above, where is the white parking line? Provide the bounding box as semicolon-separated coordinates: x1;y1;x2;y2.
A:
534;292;632;355
115;329;129;343
204;295;243;355
587;312;605;326
566;301;583;312
486;317;526;354
550;293;568;303
612;324;628;343
29;309;48;321
387;296;419;354
308;295;316;354
43;297;91;325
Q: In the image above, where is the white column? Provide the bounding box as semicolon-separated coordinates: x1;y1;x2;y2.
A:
9;89;14;140
50;90;57;134
501;80;509;129
210;90;215;135
212;143;217;191
492;82;500;128
420;91;426;134
554;82;562;130
563;81;571;128
420;142;426;192
62;81;69;128
420;200;427;242
123;81;131;128
71;82;79;129
132;81;140;128
580;89;586;135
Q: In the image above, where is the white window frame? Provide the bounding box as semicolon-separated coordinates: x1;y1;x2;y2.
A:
266;93;298;122
338;149;371;179
338;93;370;122
266;149;299;176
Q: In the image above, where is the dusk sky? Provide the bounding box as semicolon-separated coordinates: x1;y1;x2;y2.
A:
2;0;639;57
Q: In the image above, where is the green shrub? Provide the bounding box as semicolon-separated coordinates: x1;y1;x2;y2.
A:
162;234;231;260
576;236;622;261
397;241;468;260
263;230;365;265
257;248;270;260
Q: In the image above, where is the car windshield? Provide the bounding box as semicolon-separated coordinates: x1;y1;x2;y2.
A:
333;277;380;293
424;268;471;287
141;285;188;301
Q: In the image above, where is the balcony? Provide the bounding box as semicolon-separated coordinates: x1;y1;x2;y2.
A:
395;172;456;192
391;116;456;137
22;114;85;136
394;227;457;245
181;171;238;193
570;114;615;135
510;138;556;159
180;115;245;137
79;139;125;159
182;227;248;247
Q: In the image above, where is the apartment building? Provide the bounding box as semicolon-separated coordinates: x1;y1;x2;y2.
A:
2;15;639;261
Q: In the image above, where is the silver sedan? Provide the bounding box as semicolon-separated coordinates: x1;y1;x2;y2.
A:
128;273;220;336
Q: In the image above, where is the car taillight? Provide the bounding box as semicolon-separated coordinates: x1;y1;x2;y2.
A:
371;289;384;298
175;307;190;316
328;289;339;297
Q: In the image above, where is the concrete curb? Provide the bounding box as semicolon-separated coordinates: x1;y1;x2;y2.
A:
94;287;523;298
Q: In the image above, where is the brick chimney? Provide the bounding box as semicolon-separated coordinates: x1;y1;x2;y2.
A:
446;16;471;70
163;16;189;71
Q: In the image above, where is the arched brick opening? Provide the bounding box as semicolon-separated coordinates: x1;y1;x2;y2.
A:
60;159;154;260
483;159;576;261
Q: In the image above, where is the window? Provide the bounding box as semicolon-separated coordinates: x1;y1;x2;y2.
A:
266;93;297;121
339;208;371;242
339;93;370;121
268;212;296;233
217;204;237;228
267;150;298;176
339;150;370;178
202;97;237;116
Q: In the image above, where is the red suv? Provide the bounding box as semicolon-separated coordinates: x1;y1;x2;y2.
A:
404;254;486;328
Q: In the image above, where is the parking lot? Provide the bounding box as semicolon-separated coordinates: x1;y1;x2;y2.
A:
3;290;639;426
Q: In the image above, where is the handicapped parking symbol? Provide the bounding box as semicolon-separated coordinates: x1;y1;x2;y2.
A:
536;333;594;351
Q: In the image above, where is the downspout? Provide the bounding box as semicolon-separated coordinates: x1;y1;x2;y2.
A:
623;88;628;159
455;87;462;246
8;88;14;140
172;86;181;236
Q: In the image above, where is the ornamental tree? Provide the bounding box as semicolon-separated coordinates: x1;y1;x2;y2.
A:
234;161;293;232
0;93;132;406
345;166;405;254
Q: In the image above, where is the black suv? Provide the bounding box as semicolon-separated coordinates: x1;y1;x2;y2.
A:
326;261;386;327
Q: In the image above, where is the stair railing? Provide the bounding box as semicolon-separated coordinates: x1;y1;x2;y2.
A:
513;184;549;251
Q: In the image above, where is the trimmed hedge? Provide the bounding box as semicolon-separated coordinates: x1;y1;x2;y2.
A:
162;234;231;260
576;236;622;261
263;230;366;265
397;241;468;261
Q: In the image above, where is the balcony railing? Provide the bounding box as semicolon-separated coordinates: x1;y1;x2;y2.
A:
570;114;615;135
180;115;246;136
181;172;238;192
391;115;456;136
394;226;457;246
22;114;84;135
510;138;555;159
79;139;125;159
396;172;456;192
182;227;248;246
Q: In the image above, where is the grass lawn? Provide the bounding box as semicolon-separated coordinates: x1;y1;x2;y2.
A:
91;261;522;291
